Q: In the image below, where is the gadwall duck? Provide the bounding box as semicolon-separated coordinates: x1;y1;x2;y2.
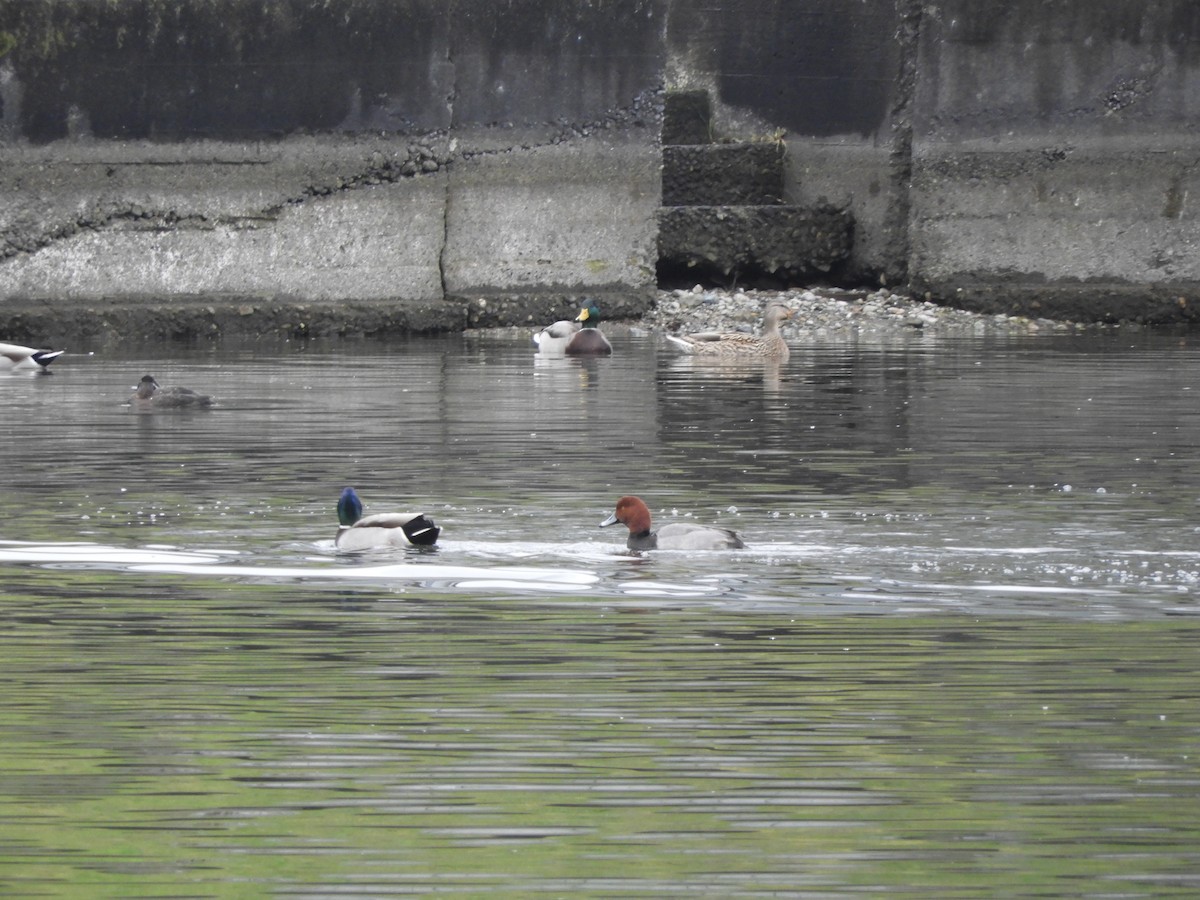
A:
600;495;745;551
335;487;441;550
666;301;792;360
131;374;215;408
1;341;65;370
564;302;612;356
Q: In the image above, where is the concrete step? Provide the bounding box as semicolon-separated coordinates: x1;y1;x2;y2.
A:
662;90;713;145
657;204;851;284
662;142;785;206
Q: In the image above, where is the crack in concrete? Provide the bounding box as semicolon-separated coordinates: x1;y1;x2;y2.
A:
884;0;922;288
1162;150;1200;220
1;90;662;271
437;24;458;301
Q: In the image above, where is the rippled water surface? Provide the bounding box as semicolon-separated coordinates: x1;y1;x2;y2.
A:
2;325;1198;896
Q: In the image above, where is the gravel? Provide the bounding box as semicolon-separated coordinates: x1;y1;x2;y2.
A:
643;285;1097;338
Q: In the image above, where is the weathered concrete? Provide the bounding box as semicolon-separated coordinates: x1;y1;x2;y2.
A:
444;133;661;307
662;143;783;206
906;2;1200;320
0;0;665;342
0;140;449;303
658;204;851;285
661;90;712;145
664;0;1200;319
665;0;907;285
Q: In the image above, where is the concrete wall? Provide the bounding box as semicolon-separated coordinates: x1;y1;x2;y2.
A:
1;0;1198;336
664;0;908;285
907;0;1200;321
0;0;666;340
664;0;1200;321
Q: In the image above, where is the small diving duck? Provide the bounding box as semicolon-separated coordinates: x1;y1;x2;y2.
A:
600;495;745;551
131;374;215;408
666;301;793;361
564;302;612;356
335;486;441;550
532;317;581;354
1;341;65;371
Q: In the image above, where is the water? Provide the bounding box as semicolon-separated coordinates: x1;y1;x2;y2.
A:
1;325;1198;896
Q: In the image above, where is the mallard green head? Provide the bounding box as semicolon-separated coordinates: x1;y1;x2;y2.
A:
575;302;602;328
337;487;364;527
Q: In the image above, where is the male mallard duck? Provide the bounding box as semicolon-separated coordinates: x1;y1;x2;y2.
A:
600;495;745;551
564;302;612;356
131;374;215;408
0;341;65;371
335;487;441;550
532;318;581;354
665;301;792;360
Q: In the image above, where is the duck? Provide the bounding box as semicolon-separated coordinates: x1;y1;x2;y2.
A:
131;374;215;408
335;486;441;550
564;302;612;356
0;341;65;371
532;317;581;354
665;301;793;360
600;495;745;551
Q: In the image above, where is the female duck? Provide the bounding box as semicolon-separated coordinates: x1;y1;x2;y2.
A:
600;495;745;551
132;374;215;408
1;341;64;371
564;302;612;356
666;301;792;360
335;487;441;550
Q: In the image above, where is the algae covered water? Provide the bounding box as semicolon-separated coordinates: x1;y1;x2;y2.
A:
1;327;1198;895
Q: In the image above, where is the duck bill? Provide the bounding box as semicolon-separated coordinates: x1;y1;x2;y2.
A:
599;512;619;527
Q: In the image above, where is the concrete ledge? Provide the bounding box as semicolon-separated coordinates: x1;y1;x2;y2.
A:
662;143;785;206
662;91;713;145
658;204;852;283
916;281;1200;325
0;297;468;346
455;289;654;329
0;289;656;345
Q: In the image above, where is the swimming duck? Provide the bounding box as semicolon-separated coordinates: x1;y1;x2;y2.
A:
564;302;612;356
532;317;581;354
665;301;792;360
131;374;215;408
600;495;745;551
0;341;65;370
335;486;441;550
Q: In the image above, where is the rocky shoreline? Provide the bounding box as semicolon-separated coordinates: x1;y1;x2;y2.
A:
0;284;1113;347
641;286;1098;338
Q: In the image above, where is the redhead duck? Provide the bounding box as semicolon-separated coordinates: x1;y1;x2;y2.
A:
131;374;215;408
564;302;612;356
600;495;745;551
1;341;64;371
335;487;440;550
532;317;581;354
666;301;792;360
